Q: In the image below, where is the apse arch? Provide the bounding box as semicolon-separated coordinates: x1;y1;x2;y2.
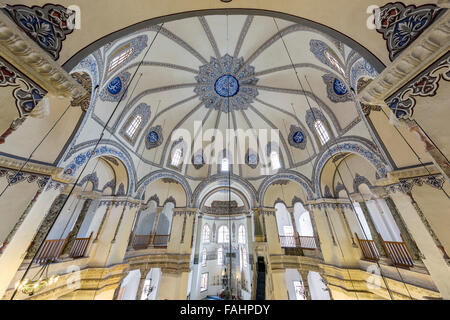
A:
135;170;192;206
192;174;257;208
199;186;251;212
312;136;391;195
62;9;385;75
258;171;315;204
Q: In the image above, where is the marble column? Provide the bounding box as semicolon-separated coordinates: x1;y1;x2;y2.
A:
288;208;304;255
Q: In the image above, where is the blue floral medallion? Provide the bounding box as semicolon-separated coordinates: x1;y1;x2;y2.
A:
145;125;163;150
288;125;307;150
214;74;239;97
293;131;305;144
333;78;348;95
147;131;159;143
195;54;258;112
107;77;122;95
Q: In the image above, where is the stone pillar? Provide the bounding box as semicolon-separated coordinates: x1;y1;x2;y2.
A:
0;182;62;299
252;209;265;242
167;209;196;254
336;205;358;248
260;208;283;255
62;198;93;256
309;205;338;265
358;201;387;257
107;202;140;266
389;189;450;299
158;269;190;300
288;208;304;255
299;270;311;300
270;269;288;300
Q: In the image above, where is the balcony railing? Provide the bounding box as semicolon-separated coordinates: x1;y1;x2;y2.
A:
355;233;414;268
132;234;169;250
279;235;317;250
34;237;68;264
69;232;93;259
355;233;380;261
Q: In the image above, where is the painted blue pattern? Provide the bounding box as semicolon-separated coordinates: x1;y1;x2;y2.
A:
107;77;122;95
147;131;159;144
214;75;239;97
293;131;305;144
333;78;348;95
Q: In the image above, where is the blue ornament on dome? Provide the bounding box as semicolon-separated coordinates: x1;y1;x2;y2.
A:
214;74;240;97
293;131;305;144
107;77;122;95
147;131;159;144
333;78;348;96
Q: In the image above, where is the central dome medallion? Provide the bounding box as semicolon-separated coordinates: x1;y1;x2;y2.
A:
214;74;239;97
195;54;259;113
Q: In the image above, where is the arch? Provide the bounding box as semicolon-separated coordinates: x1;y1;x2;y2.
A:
193;174;257;208
313;136;391;195
202;224;211;243
217;225;230;244
258;171;314;204
63;9;385;76
199;186;251;212
62;140;136;195
135;170;192;205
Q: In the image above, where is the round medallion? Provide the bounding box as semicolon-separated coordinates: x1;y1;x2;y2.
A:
333;78;347;96
107;77;122;95
248;154;257;165
147;131;159;144
293;131;305;144
214;74;239;97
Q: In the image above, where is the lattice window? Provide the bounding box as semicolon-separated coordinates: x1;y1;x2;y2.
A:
218;226;229;244
125;114;142;139
171;148;183;167
238;225;246;244
108;47;134;72
202;224;210;243
314;120;330;145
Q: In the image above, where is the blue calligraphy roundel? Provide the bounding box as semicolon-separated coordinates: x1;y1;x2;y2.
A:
147;131;159;144
333;78;348;96
293;131;305;144
214;74;239;97
107;77;122;95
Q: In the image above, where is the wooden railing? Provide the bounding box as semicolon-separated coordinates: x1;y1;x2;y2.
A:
34;237;67;264
280;236;296;248
383;235;414;268
299;236;317;250
69;232;93;259
355;233;379;261
133;235;151;249
152;235;169;248
132;234;169;249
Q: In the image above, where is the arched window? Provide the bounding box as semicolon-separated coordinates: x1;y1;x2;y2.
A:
217;226;229;244
217;247;223;266
240;247;248;269
109;47;134;72
221;157;229;172
202;248;207;267
314;120;330;145
171;148;183;167
125;114;142;139
238;225;246;244
202;224;211;243
270;151;281;170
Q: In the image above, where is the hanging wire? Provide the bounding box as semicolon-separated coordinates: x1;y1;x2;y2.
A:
10;22;165;300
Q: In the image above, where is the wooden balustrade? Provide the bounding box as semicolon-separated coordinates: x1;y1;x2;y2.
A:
382;235;414;268
355;233;379;261
34;237;67;264
152;235;169;248
299;236;317;250
279;236;296;248
69;232;93;259
133;235;151;249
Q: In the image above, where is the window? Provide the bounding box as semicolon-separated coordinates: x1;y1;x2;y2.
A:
202;225;211;243
241;247;248;268
293;280;305;300
221;157;229;172
217;226;229;244
238;225;246;244
270;151;281;170
314;120;330;145
109;47;134;72
125;115;142;139
171;148;182;167
141;279;151;300
325;51;345;76
217;247;223;266
283;226;294;236
202;248;207;267
200;273;208;292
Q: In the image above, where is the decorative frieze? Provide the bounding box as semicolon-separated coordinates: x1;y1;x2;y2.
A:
386;174;446;194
